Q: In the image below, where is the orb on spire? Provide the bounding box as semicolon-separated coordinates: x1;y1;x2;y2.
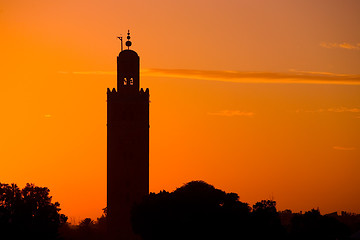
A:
126;30;132;49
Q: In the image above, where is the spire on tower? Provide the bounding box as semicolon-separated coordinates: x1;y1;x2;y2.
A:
126;30;132;49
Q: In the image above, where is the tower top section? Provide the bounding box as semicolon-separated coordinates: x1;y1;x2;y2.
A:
114;30;141;93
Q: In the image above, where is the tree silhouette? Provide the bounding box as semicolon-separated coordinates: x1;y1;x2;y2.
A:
251;200;286;239
0;183;67;240
58;208;107;240
290;209;349;240
79;218;94;228
131;180;251;240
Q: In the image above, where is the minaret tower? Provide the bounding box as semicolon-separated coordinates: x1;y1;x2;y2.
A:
107;30;149;240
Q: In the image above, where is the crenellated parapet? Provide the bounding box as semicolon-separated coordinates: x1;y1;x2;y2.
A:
107;87;149;103
139;88;149;96
107;88;117;93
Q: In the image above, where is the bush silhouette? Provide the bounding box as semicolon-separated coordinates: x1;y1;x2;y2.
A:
131;180;251;240
0;183;67;240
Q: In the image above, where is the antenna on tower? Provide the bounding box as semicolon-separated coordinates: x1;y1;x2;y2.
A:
117;35;123;52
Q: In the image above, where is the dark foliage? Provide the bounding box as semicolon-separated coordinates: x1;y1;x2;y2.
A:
131;181;355;240
251;200;286;239
58;208;107;240
0;182;67;240
289;209;350;240
336;211;360;235
1;181;353;240
132;181;254;240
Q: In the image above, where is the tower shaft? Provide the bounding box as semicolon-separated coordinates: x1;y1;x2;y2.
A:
107;47;149;240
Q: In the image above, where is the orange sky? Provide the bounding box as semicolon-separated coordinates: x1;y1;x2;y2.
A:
1;0;360;222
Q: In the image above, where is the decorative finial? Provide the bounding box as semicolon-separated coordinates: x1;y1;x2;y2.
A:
126;30;132;49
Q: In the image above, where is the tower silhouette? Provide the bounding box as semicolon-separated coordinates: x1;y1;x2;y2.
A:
107;31;149;240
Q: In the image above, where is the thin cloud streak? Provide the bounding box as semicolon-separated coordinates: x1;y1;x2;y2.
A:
326;107;360;113
142;69;360;85
320;42;360;50
208;110;255;117
296;107;360;114
59;69;360;85
333;146;356;151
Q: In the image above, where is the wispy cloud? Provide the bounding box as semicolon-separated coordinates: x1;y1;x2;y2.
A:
326;107;360;113
142;69;360;85
59;69;360;85
333;146;356;151
44;114;52;118
207;110;255;117
320;42;360;50
296;107;360;114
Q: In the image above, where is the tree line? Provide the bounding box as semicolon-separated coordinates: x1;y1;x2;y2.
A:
131;181;358;240
1;181;360;240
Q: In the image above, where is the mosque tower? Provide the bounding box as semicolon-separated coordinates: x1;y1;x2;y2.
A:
107;30;149;240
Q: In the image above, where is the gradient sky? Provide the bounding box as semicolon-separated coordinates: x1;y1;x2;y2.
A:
1;0;360;222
